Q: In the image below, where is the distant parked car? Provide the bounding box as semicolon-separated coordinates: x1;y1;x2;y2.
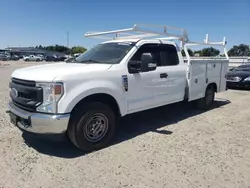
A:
44;55;66;62
57;56;67;61
226;64;250;89
36;54;44;60
0;54;9;61
45;55;58;62
23;55;43;62
9;55;19;61
17;55;24;60
65;57;75;62
73;53;82;57
229;64;250;71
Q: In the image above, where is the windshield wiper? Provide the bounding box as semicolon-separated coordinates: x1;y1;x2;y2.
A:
79;59;101;64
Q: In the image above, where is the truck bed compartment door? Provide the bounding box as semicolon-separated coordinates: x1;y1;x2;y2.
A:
219;60;229;92
188;61;207;101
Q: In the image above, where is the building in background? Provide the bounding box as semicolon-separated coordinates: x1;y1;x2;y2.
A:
0;49;9;54
5;47;66;58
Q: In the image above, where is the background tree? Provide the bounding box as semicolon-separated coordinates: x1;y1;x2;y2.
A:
35;45;43;49
194;50;201;56
45;45;70;54
228;44;250;56
71;46;87;54
181;48;194;56
200;47;220;57
35;45;86;55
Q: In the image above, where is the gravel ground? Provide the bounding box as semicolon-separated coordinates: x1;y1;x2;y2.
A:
0;61;250;188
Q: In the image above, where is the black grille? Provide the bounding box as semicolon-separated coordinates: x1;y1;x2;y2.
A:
9;78;43;112
11;78;36;87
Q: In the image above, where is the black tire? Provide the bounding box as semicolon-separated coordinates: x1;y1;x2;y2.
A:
197;85;215;110
67;102;116;152
36;59;40;62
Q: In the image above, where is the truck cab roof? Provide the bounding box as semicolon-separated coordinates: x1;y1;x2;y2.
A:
102;38;178;47
103;38;140;43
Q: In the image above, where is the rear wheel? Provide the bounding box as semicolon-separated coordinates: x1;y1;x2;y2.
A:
197;85;215;110
67;102;116;152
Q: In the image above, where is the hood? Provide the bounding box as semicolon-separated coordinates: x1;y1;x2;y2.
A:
11;62;113;82
227;70;250;78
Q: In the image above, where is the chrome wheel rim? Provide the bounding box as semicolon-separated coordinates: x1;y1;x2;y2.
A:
83;113;109;142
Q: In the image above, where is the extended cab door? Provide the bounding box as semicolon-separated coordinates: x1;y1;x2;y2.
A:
126;42;186;113
126;42;161;113
154;43;186;105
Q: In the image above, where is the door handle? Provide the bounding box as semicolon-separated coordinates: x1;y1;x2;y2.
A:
160;73;168;78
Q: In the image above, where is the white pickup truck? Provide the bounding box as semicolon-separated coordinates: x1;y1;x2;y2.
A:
7;24;229;151
23;54;43;62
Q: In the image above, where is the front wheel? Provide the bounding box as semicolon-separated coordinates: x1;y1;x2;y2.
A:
67;102;116;152
197;85;215;110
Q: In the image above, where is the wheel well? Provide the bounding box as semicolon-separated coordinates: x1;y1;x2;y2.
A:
70;93;121;117
208;83;217;92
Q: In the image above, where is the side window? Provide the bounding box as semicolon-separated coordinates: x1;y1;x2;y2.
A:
159;44;179;66
130;44;161;65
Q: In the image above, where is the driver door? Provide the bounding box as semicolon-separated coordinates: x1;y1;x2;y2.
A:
126;42;163;113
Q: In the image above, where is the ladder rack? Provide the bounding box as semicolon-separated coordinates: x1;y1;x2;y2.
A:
85;23;189;42
84;23;229;60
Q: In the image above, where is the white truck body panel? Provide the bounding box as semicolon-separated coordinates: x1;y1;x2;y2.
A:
188;59;229;101
125;40;187;113
11;62;112;82
126;64;187;113
57;68;128;116
219;61;229;92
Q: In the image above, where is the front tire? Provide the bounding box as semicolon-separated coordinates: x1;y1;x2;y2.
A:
197;85;215;110
67;102;116;152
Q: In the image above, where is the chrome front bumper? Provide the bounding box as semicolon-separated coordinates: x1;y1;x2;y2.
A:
8;102;70;135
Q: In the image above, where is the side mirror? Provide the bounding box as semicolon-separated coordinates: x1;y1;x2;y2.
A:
140;53;157;72
128;60;140;74
127;52;157;74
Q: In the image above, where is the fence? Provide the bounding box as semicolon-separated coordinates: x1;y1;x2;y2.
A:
228;57;250;67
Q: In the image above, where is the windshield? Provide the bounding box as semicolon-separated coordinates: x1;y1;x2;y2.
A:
74;42;135;64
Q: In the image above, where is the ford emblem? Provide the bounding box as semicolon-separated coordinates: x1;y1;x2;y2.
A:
11;88;18;98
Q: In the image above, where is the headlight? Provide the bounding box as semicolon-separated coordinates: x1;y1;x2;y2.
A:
36;82;64;113
243;77;250;82
233;76;241;82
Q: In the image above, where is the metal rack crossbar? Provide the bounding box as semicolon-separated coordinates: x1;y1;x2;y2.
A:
85;24;188;41
84;23;229;60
